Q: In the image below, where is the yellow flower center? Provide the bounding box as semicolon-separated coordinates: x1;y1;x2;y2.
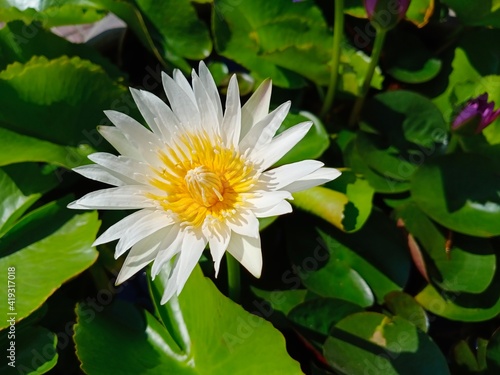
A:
148;132;257;228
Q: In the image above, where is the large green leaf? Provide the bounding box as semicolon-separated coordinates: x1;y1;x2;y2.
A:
344;139;411;193
385;30;442;84
324;312;450;375
0;200;100;329
0;0;106;27
288;298;363;338
383;291;429;333
287;211;410;306
75;265;303;374
94;0;211;71
213;0;332;87
397;202;496;293
0;20;124;79
415;281;500;322
0;164;58;236
442;0;500;27
487;328;500;374
411;153;500;237
0;55;128;148
0;325;58;375
357;90;448;183
0;127;93;168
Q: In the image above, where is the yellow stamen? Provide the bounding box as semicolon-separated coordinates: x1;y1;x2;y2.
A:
147;132;257;228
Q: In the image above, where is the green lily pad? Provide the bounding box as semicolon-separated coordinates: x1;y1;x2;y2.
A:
486;328;500;374
251;287;308;316
452;339;487;373
441;0;500;27
289;298;363;337
0;55;128;149
213;0;332;87
0;0;106;27
396;202;496;293
75;264;303;374
357;90;448;182
0;199;100;329
0;20;124;79
287;211;410;306
0;127;93;169
415;276;500;322
411;153;500;237
385;31;442;84
0;325;57;375
324;312;450;375
0;164;58;236
384;291;429;332
344;139;411;193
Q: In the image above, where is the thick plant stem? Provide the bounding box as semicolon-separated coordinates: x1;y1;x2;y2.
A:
227;253;241;302
348;27;387;127
320;0;344;119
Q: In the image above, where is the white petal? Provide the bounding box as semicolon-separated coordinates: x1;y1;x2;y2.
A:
130;88;178;141
252;121;312;171
162;71;200;131
67;185;156;210
115;227;168;285
174;69;197;104
72;164;134;187
94;210;155;247
97;125;142;160
285;168;341;193
221;75;241;146
260;160;324;191
192;72;219;136
208;226;230;277
115;211;175;258
226;210;260;238
151;225;184;278
246;190;293;210
87;152;150;184
160;230;206;304
199;61;223;123
239;101;290;151
241;79;272;139
253;200;293;218
104;110;163;165
226;233;262;278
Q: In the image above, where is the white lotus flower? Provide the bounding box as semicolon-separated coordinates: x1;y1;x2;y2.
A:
69;62;340;304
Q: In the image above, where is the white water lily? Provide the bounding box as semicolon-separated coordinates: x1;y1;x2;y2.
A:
68;62;340;304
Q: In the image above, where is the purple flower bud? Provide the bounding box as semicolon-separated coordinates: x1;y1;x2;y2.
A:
452;93;500;134
364;0;411;30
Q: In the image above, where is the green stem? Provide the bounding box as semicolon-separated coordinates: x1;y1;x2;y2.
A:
348;27;387;127
320;0;344;119
226;253;241;302
446;133;460;154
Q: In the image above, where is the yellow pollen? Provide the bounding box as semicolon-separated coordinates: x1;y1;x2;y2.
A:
147;131;258;228
185;166;224;207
